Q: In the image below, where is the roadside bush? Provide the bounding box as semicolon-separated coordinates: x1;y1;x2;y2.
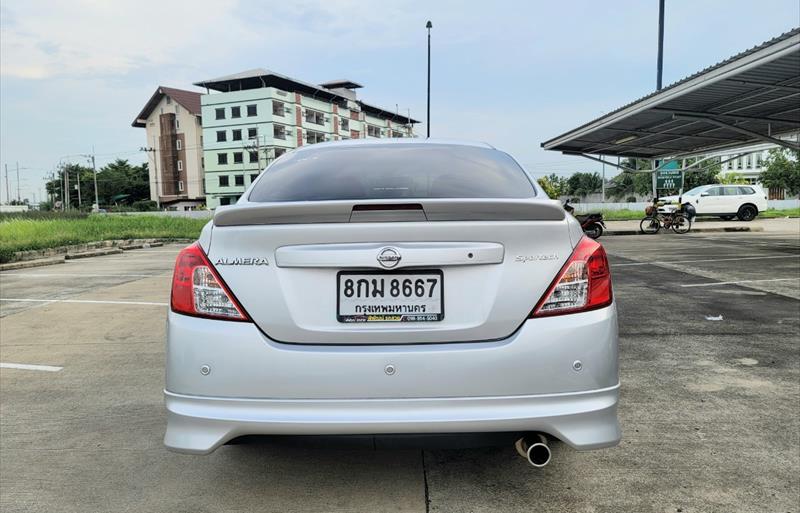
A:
626;196;637;203
132;200;157;211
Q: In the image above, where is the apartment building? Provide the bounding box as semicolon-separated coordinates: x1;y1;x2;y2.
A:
132;86;205;210
193;69;419;208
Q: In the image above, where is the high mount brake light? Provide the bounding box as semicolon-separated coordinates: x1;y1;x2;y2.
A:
531;236;612;317
170;243;250;321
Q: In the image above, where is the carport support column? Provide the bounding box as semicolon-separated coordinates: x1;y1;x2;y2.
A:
651;159;657;199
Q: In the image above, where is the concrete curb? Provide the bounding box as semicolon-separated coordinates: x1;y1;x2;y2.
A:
0;257;66;271
605;226;762;236
64;248;124;260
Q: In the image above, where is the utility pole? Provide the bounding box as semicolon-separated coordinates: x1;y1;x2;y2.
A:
4;164;9;203
141;144;160;210
64;162;70;211
426;20;432;138
89;148;99;211
601;160;606;203
76;167;82;207
656;0;665;90
16;162;20;202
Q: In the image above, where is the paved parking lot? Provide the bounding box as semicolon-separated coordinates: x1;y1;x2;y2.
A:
1;222;799;513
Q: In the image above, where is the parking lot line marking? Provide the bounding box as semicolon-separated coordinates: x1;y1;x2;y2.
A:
2;273;168;278
681;278;800;288
613;255;799;267
0;298;168;306
1;362;63;372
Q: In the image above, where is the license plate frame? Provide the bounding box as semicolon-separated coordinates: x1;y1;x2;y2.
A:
336;270;444;323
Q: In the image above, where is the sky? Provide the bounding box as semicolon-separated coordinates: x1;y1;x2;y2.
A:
1;0;798;203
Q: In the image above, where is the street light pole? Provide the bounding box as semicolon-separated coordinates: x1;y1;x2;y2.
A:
90;148;99;211
656;0;665;90
426;20;432;139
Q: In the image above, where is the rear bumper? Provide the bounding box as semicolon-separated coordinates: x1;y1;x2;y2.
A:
164;384;620;454
165;304;619;454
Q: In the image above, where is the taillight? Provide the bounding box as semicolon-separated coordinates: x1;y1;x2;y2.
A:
531;236;612;317
170;243;250;321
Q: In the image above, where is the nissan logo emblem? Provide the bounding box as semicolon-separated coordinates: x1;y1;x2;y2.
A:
377;247;401;269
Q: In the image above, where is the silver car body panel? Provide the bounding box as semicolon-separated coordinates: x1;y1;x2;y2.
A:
165;140;620;454
165;305;619;454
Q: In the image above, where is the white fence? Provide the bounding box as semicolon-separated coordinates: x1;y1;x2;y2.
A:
568;199;798;213
111;200;798;217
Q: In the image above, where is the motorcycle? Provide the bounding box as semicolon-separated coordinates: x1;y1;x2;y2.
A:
563;199;606;239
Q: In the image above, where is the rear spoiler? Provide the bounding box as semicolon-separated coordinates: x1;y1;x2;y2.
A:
213;199;565;226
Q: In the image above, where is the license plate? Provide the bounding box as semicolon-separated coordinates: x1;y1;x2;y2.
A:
337;271;444;323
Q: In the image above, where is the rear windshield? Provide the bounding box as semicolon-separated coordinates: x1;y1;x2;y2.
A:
247;144;536;202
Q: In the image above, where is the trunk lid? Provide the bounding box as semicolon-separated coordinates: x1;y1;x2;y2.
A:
206;199;573;345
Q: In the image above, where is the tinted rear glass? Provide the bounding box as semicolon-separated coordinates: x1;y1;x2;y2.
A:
248;144;536;202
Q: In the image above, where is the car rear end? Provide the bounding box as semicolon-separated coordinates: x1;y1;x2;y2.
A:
164;140;620;455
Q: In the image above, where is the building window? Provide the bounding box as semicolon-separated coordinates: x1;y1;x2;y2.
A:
166;96;172;104
234;175;244;186
755;153;763;167
745;155;752;169
217;153;228;165
274;148;287;158
219;175;229;187
248;127;258;139
272;100;285;116
176;139;182;150
737;158;742;170
247;104;257;117
175;105;180;114
351;130;360;139
216;130;226;142
306;130;326;144
340;118;349;131
250;173;259;183
249;151;259;163
177;160;183;171
174;118;180;130
274;124;286;140
392;130;404;138
233;152;243;164
178;180;184;192
220;197;231;206
231;106;241;118
232;129;242;141
367;125;382;138
304;109;325;125
215;108;225;120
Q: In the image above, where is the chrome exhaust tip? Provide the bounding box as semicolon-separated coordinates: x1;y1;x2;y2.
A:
515;433;551;467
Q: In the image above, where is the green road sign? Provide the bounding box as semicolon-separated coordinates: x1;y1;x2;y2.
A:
656;169;683;189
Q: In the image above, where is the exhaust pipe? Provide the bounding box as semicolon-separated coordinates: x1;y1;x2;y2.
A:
515;433;551;467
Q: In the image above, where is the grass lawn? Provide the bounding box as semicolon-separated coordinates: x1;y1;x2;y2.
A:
0;214;208;263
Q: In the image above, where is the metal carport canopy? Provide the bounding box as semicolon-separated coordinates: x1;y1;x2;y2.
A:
541;28;800;160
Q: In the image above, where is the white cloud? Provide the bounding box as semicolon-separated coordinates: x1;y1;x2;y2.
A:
0;0;259;78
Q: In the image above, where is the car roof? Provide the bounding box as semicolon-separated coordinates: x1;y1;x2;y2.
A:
292;138;496;155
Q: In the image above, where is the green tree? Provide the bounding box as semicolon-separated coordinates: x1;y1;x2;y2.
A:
45;163;95;209
44;159;151;209
760;148;800;197
537;173;569;199
715;172;748;184
566;172;602;197
683;156;721;190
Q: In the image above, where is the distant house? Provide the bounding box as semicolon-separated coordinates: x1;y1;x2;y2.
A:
132;86;205;210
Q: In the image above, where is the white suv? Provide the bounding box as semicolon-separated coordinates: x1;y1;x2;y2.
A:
661;184;768;221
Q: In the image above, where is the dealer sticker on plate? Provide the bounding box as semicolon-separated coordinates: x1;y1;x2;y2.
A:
337;271;444;323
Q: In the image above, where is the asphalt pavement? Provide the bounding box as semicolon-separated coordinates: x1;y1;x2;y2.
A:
1;220;798;512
